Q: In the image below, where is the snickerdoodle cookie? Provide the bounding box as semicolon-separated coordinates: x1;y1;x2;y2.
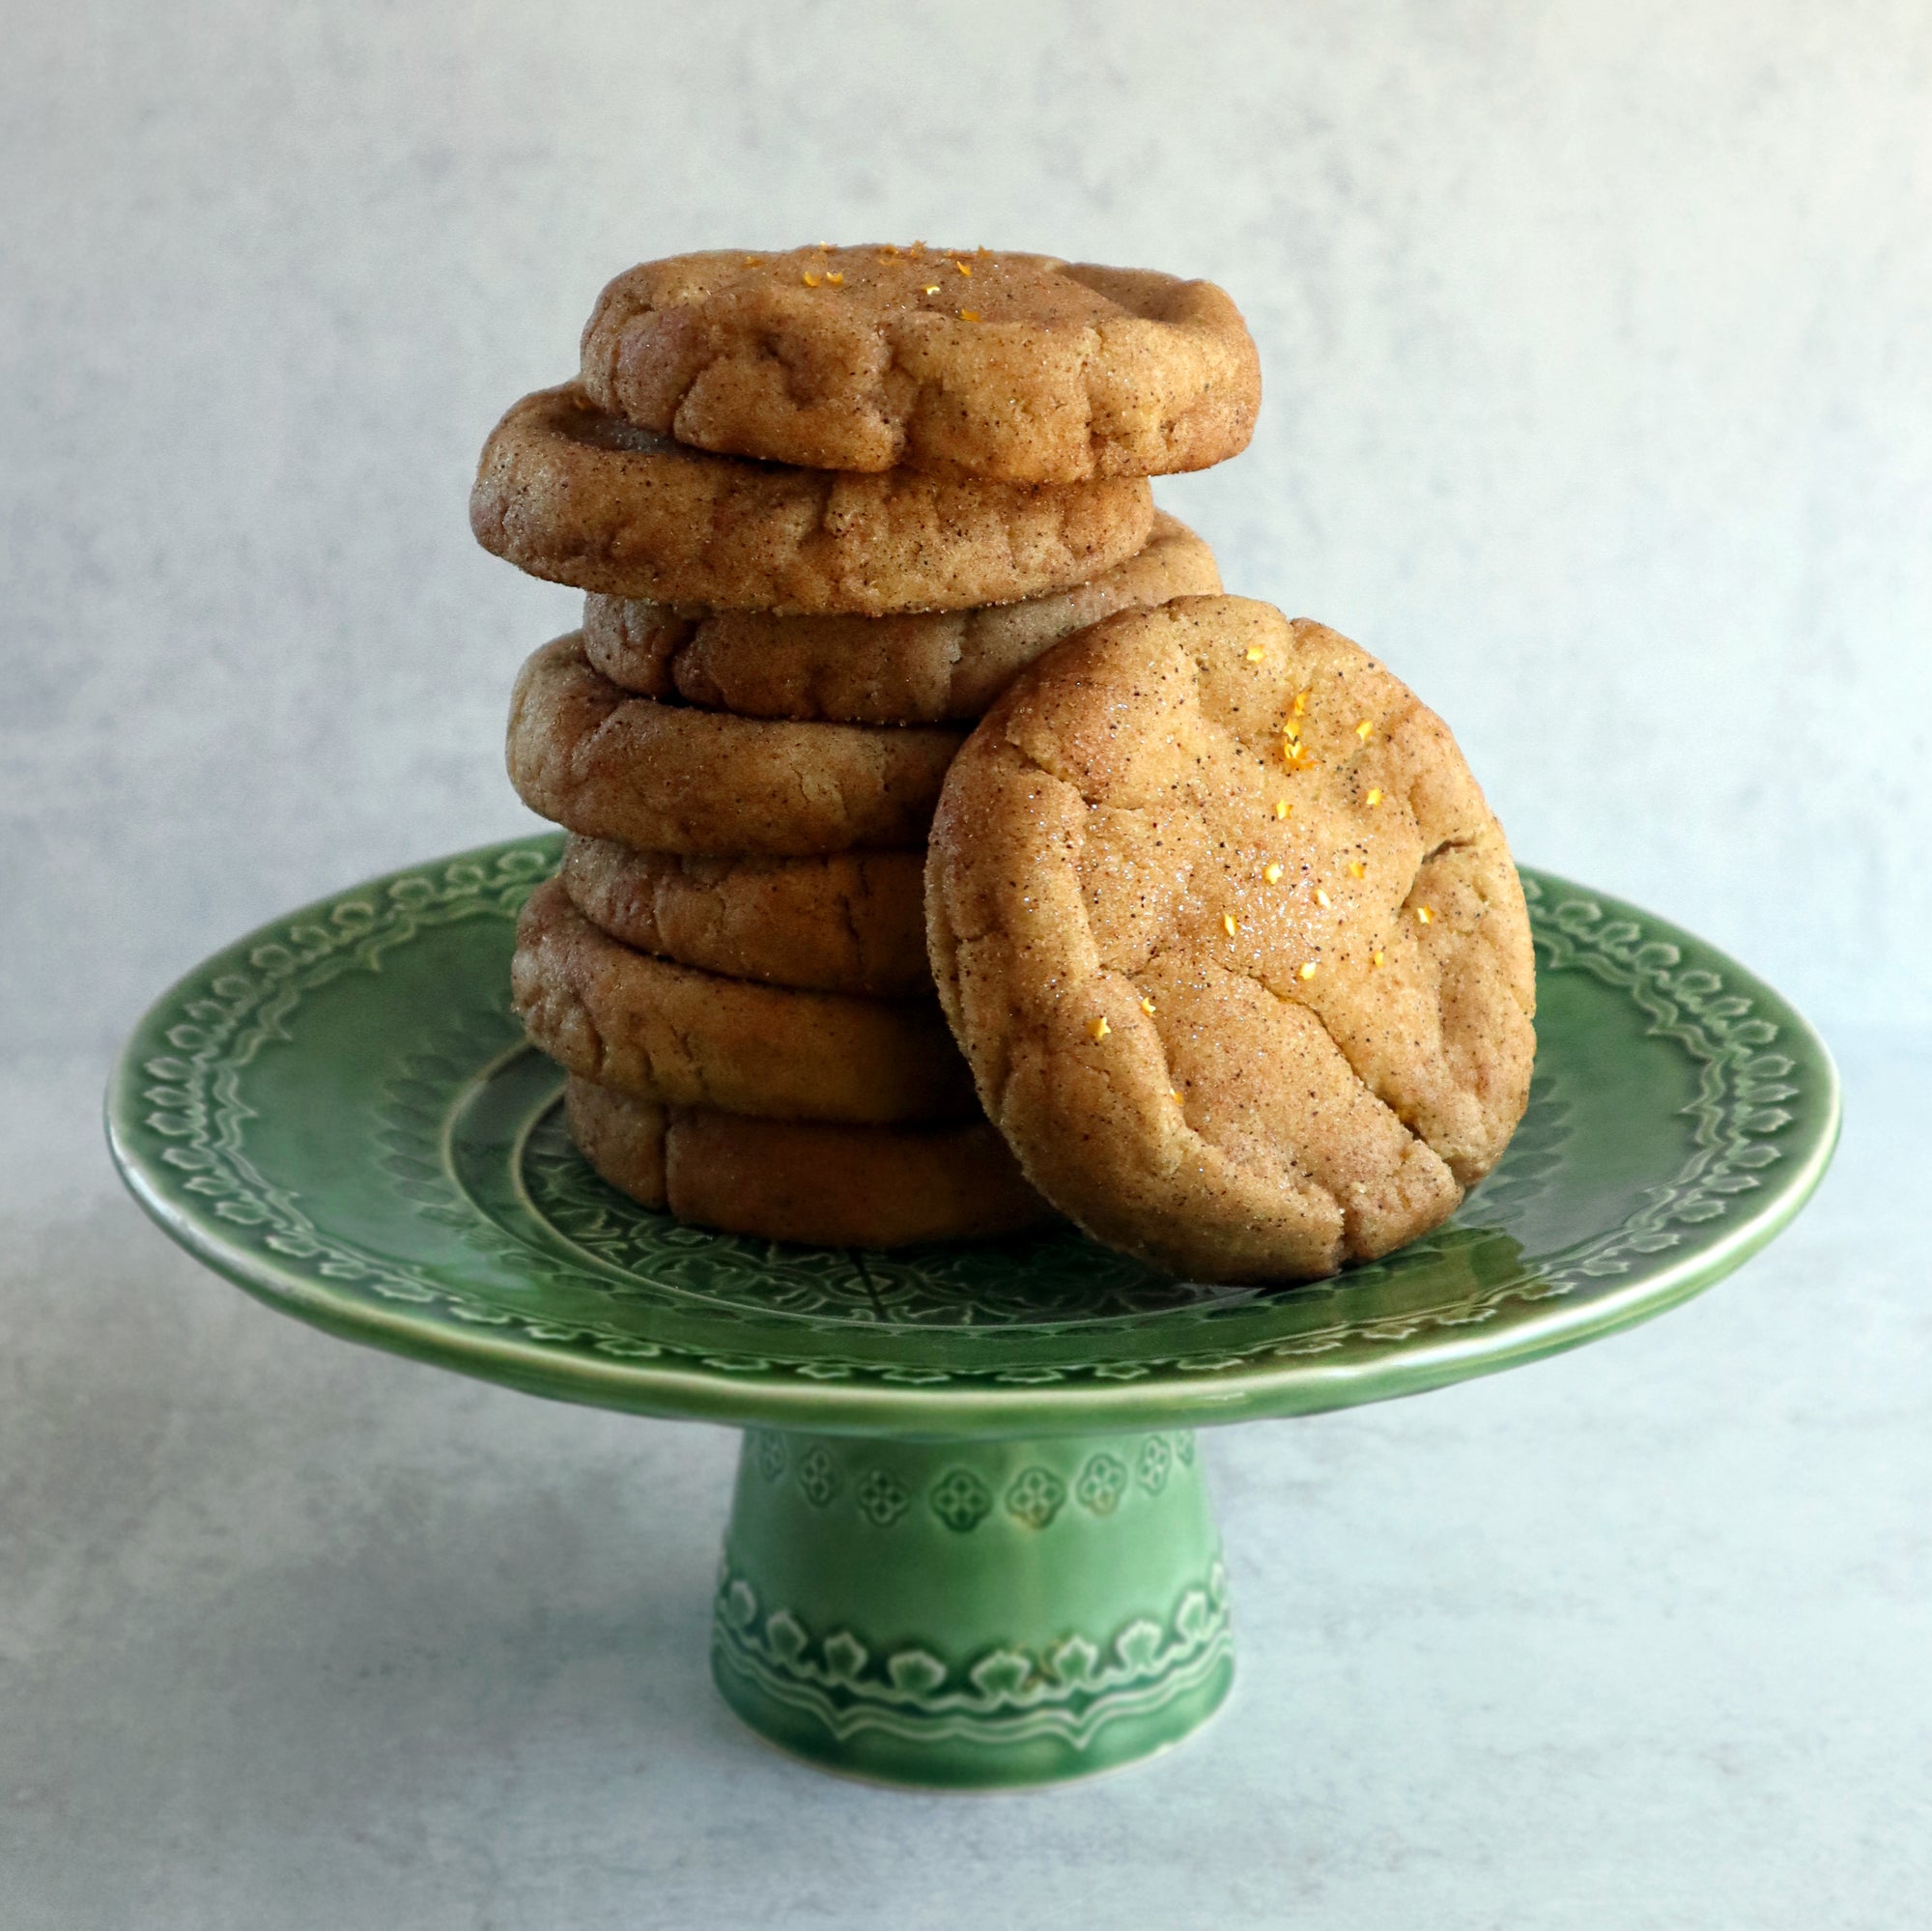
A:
559;835;928;996
563;1077;1051;1247
515;879;975;1123
580;512;1220;725
925;596;1536;1284
471;384;1154;612
579;247;1260;482
509;635;962;857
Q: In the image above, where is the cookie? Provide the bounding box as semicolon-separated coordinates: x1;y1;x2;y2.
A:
564;1077;1052;1248
925;596;1536;1284
471;384;1154;612
515;878;975;1123
509;635;962;857
559;835;929;996
581;512;1221;726
578;247;1261;482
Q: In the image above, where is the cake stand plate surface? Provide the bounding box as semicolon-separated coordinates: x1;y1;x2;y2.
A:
108;836;1838;1787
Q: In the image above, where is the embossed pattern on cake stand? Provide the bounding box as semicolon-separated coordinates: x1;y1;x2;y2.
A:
107;837;1839;1787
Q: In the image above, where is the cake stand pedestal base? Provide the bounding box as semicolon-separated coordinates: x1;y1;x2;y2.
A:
710;1428;1234;1788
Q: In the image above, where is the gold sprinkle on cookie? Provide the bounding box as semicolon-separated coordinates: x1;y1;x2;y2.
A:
1088;1014;1111;1042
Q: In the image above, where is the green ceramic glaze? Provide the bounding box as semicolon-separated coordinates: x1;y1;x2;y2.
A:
715;1429;1230;1786
107;834;1839;1785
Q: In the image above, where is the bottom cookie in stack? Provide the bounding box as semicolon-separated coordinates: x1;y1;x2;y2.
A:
514;878;1054;1245
564;1077;1050;1248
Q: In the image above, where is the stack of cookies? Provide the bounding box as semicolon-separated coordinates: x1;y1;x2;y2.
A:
472;244;1262;1249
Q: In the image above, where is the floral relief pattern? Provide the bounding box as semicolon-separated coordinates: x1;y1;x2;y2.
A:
1076;1455;1129;1517
854;1468;910;1527
749;1435;1197;1533
710;1560;1234;1750
795;1446;840;1509
928;1469;994;1534
1004;1467;1067;1530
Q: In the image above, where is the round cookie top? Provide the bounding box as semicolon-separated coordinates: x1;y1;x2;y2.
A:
578;246;1261;481
472;385;1153;614
925;595;1536;1284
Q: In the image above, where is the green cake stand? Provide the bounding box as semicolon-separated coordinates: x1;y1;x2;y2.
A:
107;836;1838;1789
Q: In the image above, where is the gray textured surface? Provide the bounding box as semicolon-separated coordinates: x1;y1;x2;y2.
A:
4;1;1929;1924
2;1038;1924;1931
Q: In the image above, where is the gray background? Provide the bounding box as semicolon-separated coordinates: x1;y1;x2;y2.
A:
2;3;1926;1926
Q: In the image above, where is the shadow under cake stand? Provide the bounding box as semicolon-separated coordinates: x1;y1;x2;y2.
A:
107;836;1839;1789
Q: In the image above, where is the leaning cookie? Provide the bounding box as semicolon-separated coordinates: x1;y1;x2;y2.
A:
581;512;1221;725
471;384;1154;612
925;596;1536;1284
564;1078;1053;1247
559;836;929;997
516;879;975;1123
509;636;962;857
579;247;1260;482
